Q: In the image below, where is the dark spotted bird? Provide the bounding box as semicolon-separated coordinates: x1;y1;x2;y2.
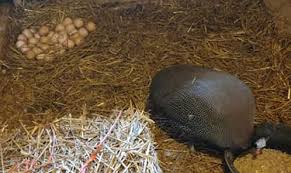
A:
146;64;291;173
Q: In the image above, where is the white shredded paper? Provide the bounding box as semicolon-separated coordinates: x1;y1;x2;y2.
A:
0;110;163;173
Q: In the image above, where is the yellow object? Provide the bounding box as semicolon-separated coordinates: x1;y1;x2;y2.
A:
86;21;96;32
234;149;291;173
74;18;84;28
39;25;50;36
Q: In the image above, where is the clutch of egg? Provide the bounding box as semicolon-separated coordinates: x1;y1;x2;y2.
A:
15;17;96;61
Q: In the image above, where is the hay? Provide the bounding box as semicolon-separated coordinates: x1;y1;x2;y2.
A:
0;0;290;172
0;108;162;173
2;0;290;125
234;149;291;173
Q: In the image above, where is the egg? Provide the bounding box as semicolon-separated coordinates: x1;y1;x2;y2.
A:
73;18;84;28
40;36;49;43
65;24;77;34
63;17;73;26
26;50;36;59
36;54;46;60
78;28;88;37
64;39;75;48
32;47;43;55
70;32;80;40
55;43;63;49
58;48;66;55
20;46;30;53
86;21;96;32
27;44;34;49
69;30;78;35
38;43;50;51
22;29;33;38
48;50;55;55
48;31;55;38
39;26;50;36
30;28;37;34
16;40;26;48
44;55;54;62
17;34;27;41
29;38;38;45
73;36;84;46
34;33;41;39
55;24;65;32
51;33;60;43
58;32;68;44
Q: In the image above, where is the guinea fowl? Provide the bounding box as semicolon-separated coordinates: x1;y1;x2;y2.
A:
146;64;291;173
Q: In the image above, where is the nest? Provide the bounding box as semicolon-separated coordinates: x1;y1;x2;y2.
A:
0;108;162;173
0;0;290;172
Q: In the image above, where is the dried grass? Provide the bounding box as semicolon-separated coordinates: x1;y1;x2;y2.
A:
234;149;291;173
0;0;290;172
0;108;162;173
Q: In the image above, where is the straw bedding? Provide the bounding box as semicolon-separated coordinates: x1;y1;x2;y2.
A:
0;109;162;173
234;149;291;173
0;0;290;172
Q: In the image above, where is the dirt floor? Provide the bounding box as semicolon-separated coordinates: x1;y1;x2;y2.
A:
0;0;290;172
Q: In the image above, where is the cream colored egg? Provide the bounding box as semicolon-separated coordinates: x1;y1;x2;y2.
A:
86;21;96;32
47;50;55;55
48;31;55;38
65;24;76;34
55;24;65;32
64;39;75;48
34;33;41;39
44;55;54;62
58;48;66;55
69;30;78;35
54;43;63;49
16;40;26;48
40;36;49;43
22;29;33;38
27;44;34;49
17;34;27;41
63;17;73;26
70;32;80;40
73;18;84;28
51;33;60;43
36;54;46;61
67;40;75;48
32;47;43;55
58;32;68;44
30;28;37;34
78;28;88;37
26;50;36;59
21;46;30;53
39;26;50;36
73;36;83;46
29;37;38;45
61;40;68;47
38;43;50;51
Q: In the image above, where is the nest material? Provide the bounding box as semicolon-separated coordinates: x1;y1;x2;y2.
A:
234;149;291;173
1;0;290;125
0;109;162;173
263;0;291;36
0;0;290;172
